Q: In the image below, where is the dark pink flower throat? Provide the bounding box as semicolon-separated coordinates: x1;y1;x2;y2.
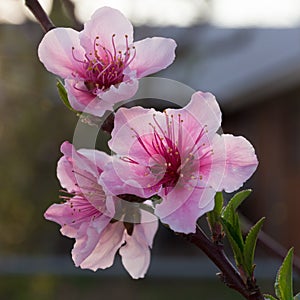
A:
72;34;136;94
125;111;213;195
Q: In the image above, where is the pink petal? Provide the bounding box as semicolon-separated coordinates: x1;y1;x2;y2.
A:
65;78;96;108
57;143;98;196
138;215;159;247
65;78;138;117
209;134;258;193
65;79;109;116
100;159;156;199
78;222;125;271
120;222;157;279
130;37;177;78
109;106;162;157
78;149;111;172
38;28;85;78
57;142;111;212
72;215;112;267
156;185;216;234
60;141;100;178
57;155;79;193
79;6;133;55
167;91;222;141
99;79;139;108
44;202;80;233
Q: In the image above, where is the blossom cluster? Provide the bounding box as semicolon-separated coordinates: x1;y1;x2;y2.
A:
40;7;258;279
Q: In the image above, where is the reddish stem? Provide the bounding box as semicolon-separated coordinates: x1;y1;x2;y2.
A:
183;225;264;300
25;0;55;32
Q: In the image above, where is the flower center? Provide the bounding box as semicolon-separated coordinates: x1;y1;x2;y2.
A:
59;170;107;225
60;193;102;225
126;113;183;193
126;111;214;195
72;34;136;94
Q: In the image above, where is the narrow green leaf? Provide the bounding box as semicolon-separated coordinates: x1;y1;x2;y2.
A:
56;79;79;113
264;295;277;300
222;189;252;222
294;293;300;299
207;192;224;228
232;207;244;246
221;217;244;266
214;192;224;215
244;217;265;276
275;248;294;300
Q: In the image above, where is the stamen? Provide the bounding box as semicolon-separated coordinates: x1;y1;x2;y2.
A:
71;47;85;64
121;156;139;164
71;34;136;94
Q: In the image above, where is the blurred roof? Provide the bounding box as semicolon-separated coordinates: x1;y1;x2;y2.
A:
136;26;300;110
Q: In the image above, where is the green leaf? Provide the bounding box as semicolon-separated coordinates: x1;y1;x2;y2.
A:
222;189;252;222
221;217;244;266
214;192;224;215
207;192;224;228
264;295;278;300
56;79;79;113
244;217;265;276
294;293;300;300
275;248;294;300
232;207;243;244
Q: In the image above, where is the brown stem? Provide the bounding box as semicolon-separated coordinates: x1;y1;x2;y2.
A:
25;0;55;32
182;225;264;300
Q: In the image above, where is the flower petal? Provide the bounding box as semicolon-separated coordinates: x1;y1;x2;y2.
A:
65;79;109;116
78;149;111;172
57;155;79;193
59;141;100;179
38;28;85;78
130;37;177;78
139;213;159;247
65;78;138;117
167;91;222;141
120;221;158;279
208;134;258;193
79;6;133;54
44;202;80;236
99;79;139;109
156;185;216;234
78;222;125;271
109;106;162;156
72;215;112;267
100;159;156;199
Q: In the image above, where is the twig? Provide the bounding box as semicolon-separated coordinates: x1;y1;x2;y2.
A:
25;0;55;32
182;225;264;300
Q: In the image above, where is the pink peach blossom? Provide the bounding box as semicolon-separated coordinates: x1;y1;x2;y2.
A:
38;7;176;117
102;91;258;234
44;141;158;279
